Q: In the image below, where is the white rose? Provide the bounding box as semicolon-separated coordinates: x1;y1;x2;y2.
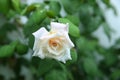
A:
32;22;74;63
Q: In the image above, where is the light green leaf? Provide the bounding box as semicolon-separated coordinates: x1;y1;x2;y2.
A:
66;15;80;26
58;18;80;37
21;3;45;15
0;41;18;57
11;0;20;12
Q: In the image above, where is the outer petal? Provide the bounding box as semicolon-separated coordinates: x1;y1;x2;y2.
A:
51;22;69;33
64;33;74;48
54;48;72;63
33;38;39;50
32;27;48;51
32;38;45;59
33;48;45;59
32;27;48;38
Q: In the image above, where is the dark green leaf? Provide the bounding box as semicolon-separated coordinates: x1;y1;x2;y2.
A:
103;23;113;40
83;57;99;76
37;59;58;76
47;10;56;18
45;70;67;80
24;9;47;37
28;35;34;49
67;49;77;64
16;42;28;55
0;0;10;14
113;38;120;48
110;69;120;80
76;37;97;53
49;1;61;16
104;52;117;66
60;0;80;14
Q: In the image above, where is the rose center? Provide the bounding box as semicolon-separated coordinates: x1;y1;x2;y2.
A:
49;38;58;47
52;42;57;47
48;37;65;55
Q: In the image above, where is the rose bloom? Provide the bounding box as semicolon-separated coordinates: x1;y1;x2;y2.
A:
32;22;74;63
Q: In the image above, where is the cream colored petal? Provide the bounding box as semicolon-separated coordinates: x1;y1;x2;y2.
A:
32;48;45;59
47;44;64;56
32;27;48;52
32;27;48;38
54;48;71;63
40;31;63;41
33;38;39;50
51;22;68;32
64;33;74;48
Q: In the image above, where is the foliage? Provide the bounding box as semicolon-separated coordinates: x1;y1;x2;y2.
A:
0;0;120;80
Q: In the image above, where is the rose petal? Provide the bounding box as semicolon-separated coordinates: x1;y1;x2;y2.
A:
51;22;68;32
47;44;64;56
64;33;74;48
32;27;48;51
32;27;48;38
54;48;71;63
33;48;45;59
33;38;39;50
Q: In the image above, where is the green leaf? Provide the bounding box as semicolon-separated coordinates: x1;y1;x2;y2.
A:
58;18;80;37
104;52;117;66
70;49;77;62
66;15;80;26
24;9;47;37
36;59;58;76
114;38;120;48
67;49;77;64
21;3;45;15
103;23;113;40
16;42;28;55
49;1;61;16
60;0;80;14
45;70;67;80
83;57;99;76
28;35;34;49
76;37;98;53
11;0;20;12
79;5;102;33
0;0;10;14
0;23;17;43
0;41;18;57
110;69;120;80
7;10;17;19
47;10;56;18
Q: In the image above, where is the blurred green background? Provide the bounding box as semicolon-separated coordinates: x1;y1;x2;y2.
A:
0;0;120;80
